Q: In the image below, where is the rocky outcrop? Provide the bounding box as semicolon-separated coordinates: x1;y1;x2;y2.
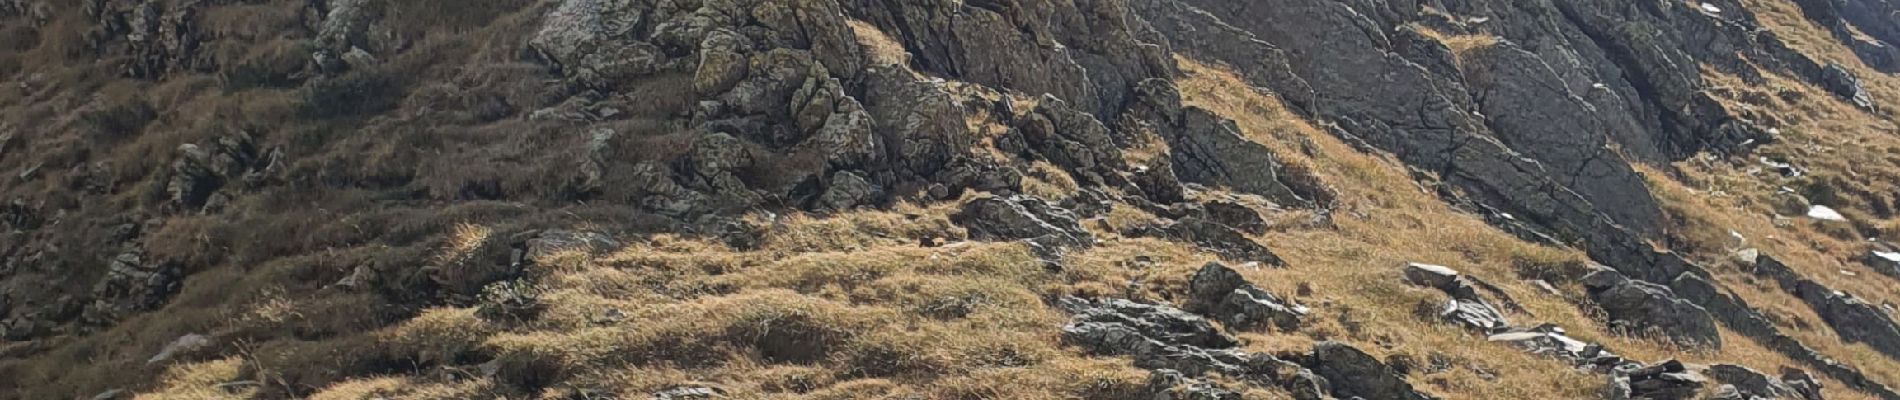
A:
166;131;274;213
1705;364;1818;400
1163;109;1314;208
1610;360;1706;400
1130;217;1283;266
1582;268;1723;348
86;0;206;78
1301;341;1436;400
81;250;180;327
954;195;1095;251
1755;255;1900;362
1185;262;1307;332
1059;297;1253;376
1403;263;1511;333
1488;325;1627;369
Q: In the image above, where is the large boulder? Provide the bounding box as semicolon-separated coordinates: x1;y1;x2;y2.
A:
1757;255;1900;361
1402;263;1509;333
1185;262;1307;332
1705;364;1811;400
1611;360;1706;400
953;195;1095;250
1303;341;1435;400
1582;268;1723;349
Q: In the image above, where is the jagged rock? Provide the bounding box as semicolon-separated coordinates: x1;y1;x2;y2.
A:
954;196;1095;251
1014;95;1127;186
1820;63;1877;112
528;0;663;88
90;389;126;400
87;0;205;78
1861;247;1900;279
1132;218;1283;266
166;131;265;211
82;250;181;326
1185;262;1307;332
1059;297;1250;376
1165;108;1313;208
1402;263;1511;332
1756;255;1900;361
843;0;1172;117
1582;268;1723;348
1782;368;1826;400
1303;341;1434;400
1059;297;1320;395
1440;299;1510;333
1131;157;1189;205
1612;360;1706;400
815;170;876;211
858;66;971;179
1200;201;1267;236
1487;324;1626;368
1706;364;1809;400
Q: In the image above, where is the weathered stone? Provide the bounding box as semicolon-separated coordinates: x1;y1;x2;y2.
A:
954;195;1095;250
1166;108;1313;208
1613;360;1706;400
1706;364;1806;400
1583;268;1723;348
1488;324;1626;368
1757;255;1900;361
1185;262;1307;332
1303;341;1434;400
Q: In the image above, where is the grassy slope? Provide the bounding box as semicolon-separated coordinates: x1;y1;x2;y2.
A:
5;1;1896;399
140;58;1884;399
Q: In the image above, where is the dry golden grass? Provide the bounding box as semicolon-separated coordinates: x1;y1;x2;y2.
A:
129;56;1824;400
1408;24;1501;65
848;19;911;68
93;2;1900;398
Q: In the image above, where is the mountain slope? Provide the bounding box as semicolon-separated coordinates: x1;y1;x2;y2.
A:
0;0;1898;399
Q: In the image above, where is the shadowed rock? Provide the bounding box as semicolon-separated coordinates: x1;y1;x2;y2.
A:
1185;262;1307;332
1582;268;1722;349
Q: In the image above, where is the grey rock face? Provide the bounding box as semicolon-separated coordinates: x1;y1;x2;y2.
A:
1487;326;1625;369
651;385;725;399
1582;268;1723;348
1058;297;1334;397
1756;255;1900;362
1012;95;1129;187
1164;108;1314;208
87;0;207;78
954;195;1096;251
1059;298;1255;376
1611;360;1706;400
167;132;268;212
1820;63;1877;111
1185;262;1307;332
1303;341;1435;400
1705;364;1813;400
82;250;181;326
1402;263;1511;333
